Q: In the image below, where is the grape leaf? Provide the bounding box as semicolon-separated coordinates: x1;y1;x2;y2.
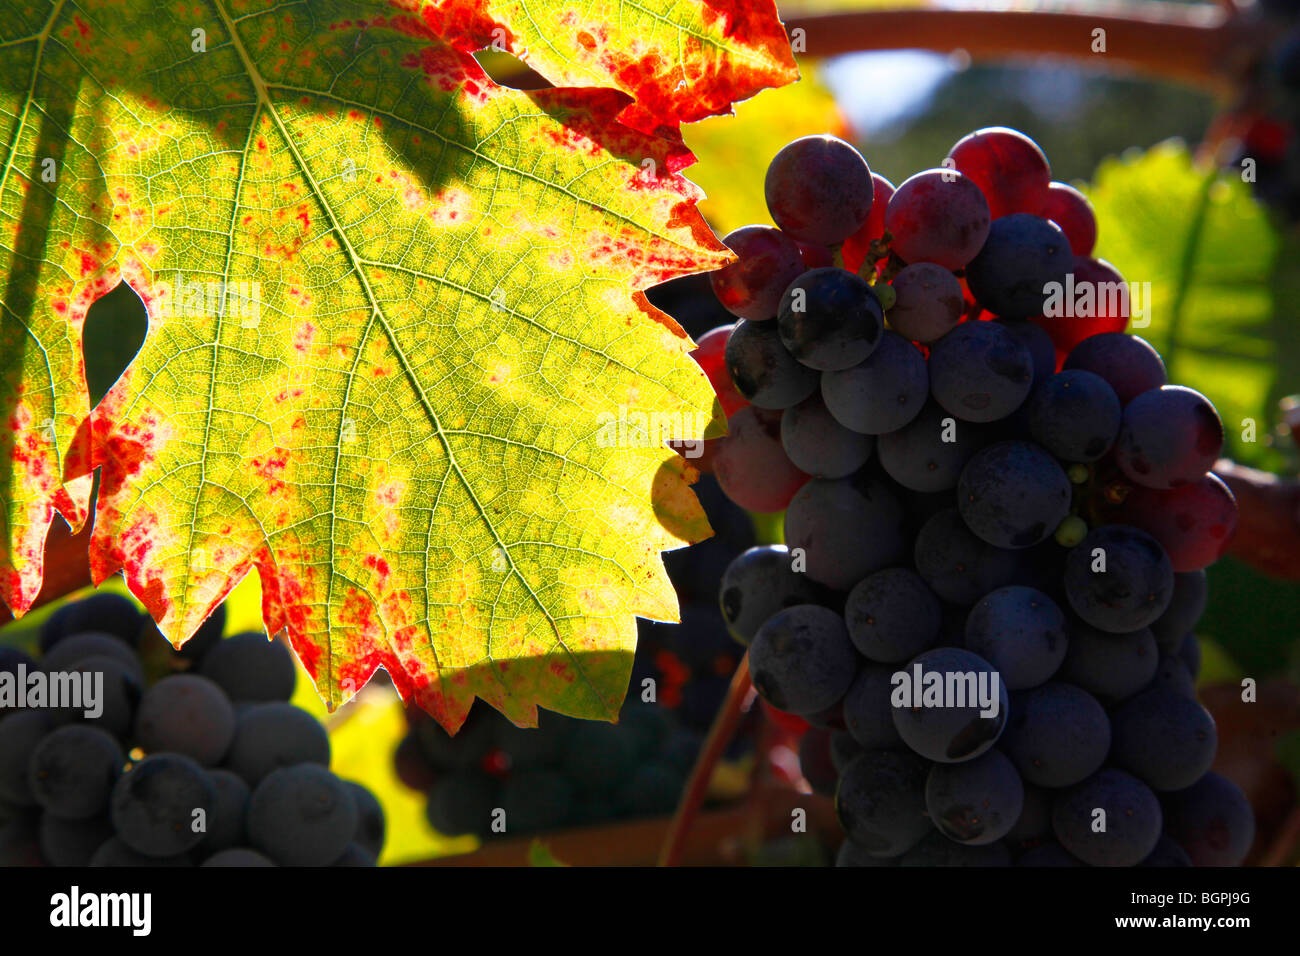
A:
0;0;784;730
423;0;798;132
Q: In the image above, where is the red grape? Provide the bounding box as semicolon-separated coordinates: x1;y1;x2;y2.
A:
709;225;805;321
1114;473;1238;572
1039;182;1097;256
948;126;1051;219
798;241;834;270
1032;256;1128;358
1062;332;1166;405
713;405;810;512
765;134;875;245
691;324;749;417
885;170;990;270
842;173;896;274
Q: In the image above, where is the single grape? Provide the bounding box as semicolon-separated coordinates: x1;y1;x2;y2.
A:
1115;474;1237;573
247;764;358;867
999;682;1110;787
1062;332;1166;405
830;729;864;773
925;749;1025;845
1115;385;1224;489
1064;525;1174;633
777;268;884;371
1110;688;1217;791
898;830;1012;866
764;134;875;245
964;585;1068;690
748;605;858;716
709;225;807;321
996;317;1057;389
39;592;141;651
134;674;236;766
947;127;1052;219
841;665;905;751
690;324;748;418
885;169;991;269
891;647;1008;763
0;712;53;805
841;173;896;275
1057;618;1158;705
928;321;1034;423
111;753;215;858
1145;654;1197;698
49;655;142;740
1038;182;1097;256
1138;834;1193;867
1052;768;1162;867
887;263;964;343
718;545;824;646
878;401;989;493
27;725;124;819
781;393;875;477
913;508;1022;605
966;214;1073;319
40;631;145;682
712;405;810;512
1026;369;1122;462
1161;771;1255;866
835;750;932;858
820;330;928;435
783;474;907;590
1179;631;1202;679
1150;570;1208;652
724;319;819;409
39;812;114;866
844;568;942;663
201;768;250;853
224;702;330;786
958;440;1072;549
199;632;297;703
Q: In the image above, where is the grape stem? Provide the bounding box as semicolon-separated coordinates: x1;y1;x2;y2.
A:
658;652;753;866
783;3;1262;91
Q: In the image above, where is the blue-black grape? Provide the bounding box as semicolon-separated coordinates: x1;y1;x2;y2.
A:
247;764;357;866
1151;570;1208;652
1064;525;1174;633
224;702;330;785
996;318;1057;389
783;474;906;590
134;674;235;766
748;605;858;716
887;263;964;344
1052;768;1162;867
841;665;905;750
834;749;931;857
719;545;824;646
90;836;192;867
1115;385;1224;489
1161;771;1255;866
928;320;1034;423
913;508;1022;605
878;401;989;493
844;568;942;663
819;330;927;435
40;592;141;651
898;830;1012;866
0;711;53;805
1004;783;1052;845
999;682;1109;788
777;268;884;371
724;319;819;409
49;655;142;739
891;647;1008;763
1179;632;1202;679
957;440;1071;548
426;770;499;837
1139;833;1193;867
781;393;875;478
201;768;250;853
40;632;144;682
1026;369;1122;462
1145;655;1197;697
199;632;297;702
201;848;276;867
964;585;1067;690
39;812;114;866
1062;332;1166;406
830;729;864;773
27;724;124;819
111;753;215;857
925;749;1024;845
966;214;1072;318
1057;618;1158;705
1110;688;1217;791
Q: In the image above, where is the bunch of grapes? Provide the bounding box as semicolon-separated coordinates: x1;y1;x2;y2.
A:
0;593;384;867
702;128;1255;867
395;697;713;840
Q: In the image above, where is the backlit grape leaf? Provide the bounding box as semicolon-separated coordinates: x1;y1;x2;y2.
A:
0;0;751;731
423;0;798;133
1085;141;1282;470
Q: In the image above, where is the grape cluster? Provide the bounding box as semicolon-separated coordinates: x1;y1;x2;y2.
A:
396;697;711;840
0;593;384;867
703;129;1255;867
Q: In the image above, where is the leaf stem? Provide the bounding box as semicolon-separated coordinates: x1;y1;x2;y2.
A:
658;652;753;866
